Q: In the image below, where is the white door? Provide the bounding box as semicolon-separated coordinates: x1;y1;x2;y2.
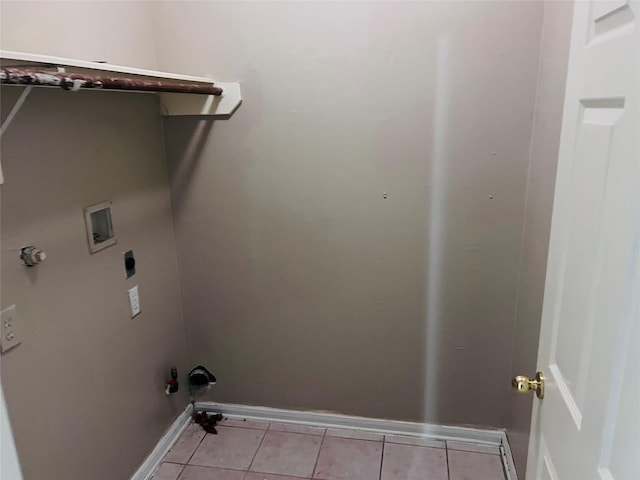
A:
525;0;639;479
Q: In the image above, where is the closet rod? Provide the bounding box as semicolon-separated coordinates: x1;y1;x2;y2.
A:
0;68;223;95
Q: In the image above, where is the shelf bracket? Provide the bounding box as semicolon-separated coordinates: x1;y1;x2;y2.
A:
0;85;33;184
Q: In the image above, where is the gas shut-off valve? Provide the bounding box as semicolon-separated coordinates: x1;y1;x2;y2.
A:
165;367;179;395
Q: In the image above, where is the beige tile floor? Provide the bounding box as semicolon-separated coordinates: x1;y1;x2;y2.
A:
152;417;507;480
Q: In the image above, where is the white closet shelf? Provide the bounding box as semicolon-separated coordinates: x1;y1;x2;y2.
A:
0;50;242;117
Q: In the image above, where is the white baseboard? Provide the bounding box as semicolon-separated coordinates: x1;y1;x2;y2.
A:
130;404;193;480
197;401;502;444
499;431;519;480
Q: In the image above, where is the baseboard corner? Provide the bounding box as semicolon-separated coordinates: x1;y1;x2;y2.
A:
130;404;193;480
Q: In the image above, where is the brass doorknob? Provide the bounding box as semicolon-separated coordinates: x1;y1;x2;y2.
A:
512;371;545;399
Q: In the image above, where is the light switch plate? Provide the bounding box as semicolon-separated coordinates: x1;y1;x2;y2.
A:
1;305;21;353
128;286;141;318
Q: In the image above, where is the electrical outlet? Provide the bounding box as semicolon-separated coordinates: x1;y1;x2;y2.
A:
1;305;21;353
128;286;141;318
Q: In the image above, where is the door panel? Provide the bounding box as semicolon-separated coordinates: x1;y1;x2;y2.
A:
526;0;639;478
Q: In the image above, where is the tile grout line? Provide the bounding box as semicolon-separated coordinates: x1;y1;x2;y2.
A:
220;424;268;430
445;440;451;480
379;436;386;480
310;427;328;479
245;423;269;474
448;448;501;454
150;461;187;480
176;462;186;480
208;420;327;479
181;463;310;478
184;424;208;466
324;434;384;443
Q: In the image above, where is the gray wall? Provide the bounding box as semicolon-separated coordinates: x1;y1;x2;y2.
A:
0;88;189;479
506;1;574;476
1;4;192;479
0;2;575;478
158;1;545;428
0;1;158;70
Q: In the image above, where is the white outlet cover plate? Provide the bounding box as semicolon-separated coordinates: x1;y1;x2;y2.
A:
1;305;21;353
128;286;141;318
